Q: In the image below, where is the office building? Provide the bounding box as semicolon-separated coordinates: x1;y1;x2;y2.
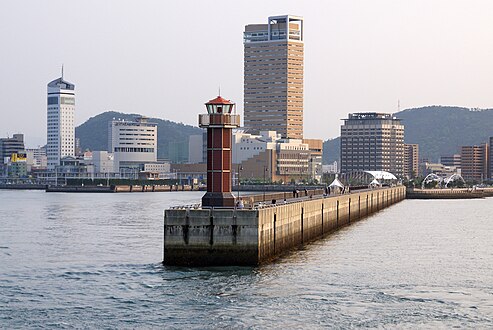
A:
108;116;157;174
232;130;321;183
490;137;493;180
47;75;75;170
168;141;189;164
244;15;304;139
303;139;323;182
26;146;47;171
340;113;405;177
404;144;419;179
461;144;489;183
440;154;461;168
0;134;25;160
188;134;204;164
91;151;114;176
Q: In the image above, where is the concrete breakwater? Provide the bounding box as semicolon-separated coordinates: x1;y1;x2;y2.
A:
406;188;491;199
163;186;406;266
45;184;198;193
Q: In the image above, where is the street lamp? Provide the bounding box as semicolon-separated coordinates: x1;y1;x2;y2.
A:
263;165;268;202
237;165;243;200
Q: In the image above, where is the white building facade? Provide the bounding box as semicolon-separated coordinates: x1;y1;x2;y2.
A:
47;77;75;170
108;117;158;173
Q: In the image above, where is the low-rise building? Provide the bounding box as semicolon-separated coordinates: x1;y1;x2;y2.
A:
440;154;461;168
232;130;321;183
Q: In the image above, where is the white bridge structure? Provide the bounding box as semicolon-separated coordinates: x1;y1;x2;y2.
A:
421;173;466;189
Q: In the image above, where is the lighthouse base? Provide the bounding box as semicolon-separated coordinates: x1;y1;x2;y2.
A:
202;192;236;208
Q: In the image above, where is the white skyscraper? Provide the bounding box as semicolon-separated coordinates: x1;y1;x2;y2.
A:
47;74;75;170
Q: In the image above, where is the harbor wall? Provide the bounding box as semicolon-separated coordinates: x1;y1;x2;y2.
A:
163;186;406;266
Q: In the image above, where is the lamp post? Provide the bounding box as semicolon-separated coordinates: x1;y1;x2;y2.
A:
263;165;267;202
237;165;242;200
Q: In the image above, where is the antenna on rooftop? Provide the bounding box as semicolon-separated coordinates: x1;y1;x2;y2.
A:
61;64;64;79
397;99;401;112
218;85;221;96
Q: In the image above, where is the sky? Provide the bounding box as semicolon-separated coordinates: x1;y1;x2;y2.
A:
1;0;493;148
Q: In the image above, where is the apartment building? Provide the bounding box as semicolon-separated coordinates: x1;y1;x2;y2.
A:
404;144;419;179
460;144;489;183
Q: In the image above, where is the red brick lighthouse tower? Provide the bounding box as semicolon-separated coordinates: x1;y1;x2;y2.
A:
199;95;240;208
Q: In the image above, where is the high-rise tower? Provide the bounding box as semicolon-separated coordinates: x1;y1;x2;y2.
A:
47;73;75;170
243;15;304;139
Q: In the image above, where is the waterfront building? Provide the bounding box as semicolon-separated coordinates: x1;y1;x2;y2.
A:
420;162;458;179
243;15;304;139
460;144;489;183
303;139;323;182
322;161;338;174
404;143;419;179
168;141;189;164
3;152;27;178
25;146;47;172
170;163;207;184
0;134;25;160
340;113;405;178
91;151;114;176
440;154;461;169
47;75;75;170
231;130;320;183
188;134;204;164
490;137;493;180
108;116;158;174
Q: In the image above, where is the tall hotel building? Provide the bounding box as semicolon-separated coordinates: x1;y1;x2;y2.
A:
243;15;304;139
340;113;405;177
47;76;75;170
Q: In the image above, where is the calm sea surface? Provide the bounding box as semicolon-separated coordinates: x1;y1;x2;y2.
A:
0;190;492;328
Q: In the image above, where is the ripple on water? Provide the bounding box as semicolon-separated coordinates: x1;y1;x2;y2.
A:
0;192;493;328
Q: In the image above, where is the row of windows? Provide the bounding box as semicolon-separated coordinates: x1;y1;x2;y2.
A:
114;147;155;153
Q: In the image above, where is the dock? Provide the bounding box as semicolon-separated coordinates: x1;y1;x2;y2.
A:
163;186;406;266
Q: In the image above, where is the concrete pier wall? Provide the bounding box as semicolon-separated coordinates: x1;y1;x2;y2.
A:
163;186;406;266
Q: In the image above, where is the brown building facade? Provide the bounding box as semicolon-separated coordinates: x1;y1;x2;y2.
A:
244;15;304;139
404;144;419;179
460;144;489;183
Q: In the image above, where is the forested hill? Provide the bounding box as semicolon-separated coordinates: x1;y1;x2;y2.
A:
323;106;493;164
75;111;202;159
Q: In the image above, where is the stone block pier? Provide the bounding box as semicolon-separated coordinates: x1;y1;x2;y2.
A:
163;186;406;266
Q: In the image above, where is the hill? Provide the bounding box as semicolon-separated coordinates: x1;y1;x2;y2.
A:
323;106;493;164
75;111;202;159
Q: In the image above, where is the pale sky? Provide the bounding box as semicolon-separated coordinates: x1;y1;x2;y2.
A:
1;0;493;148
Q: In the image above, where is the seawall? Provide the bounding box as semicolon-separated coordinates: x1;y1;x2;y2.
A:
406;188;486;199
163;186;406;266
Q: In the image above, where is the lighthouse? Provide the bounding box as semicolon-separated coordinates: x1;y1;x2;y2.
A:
199;95;240;208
